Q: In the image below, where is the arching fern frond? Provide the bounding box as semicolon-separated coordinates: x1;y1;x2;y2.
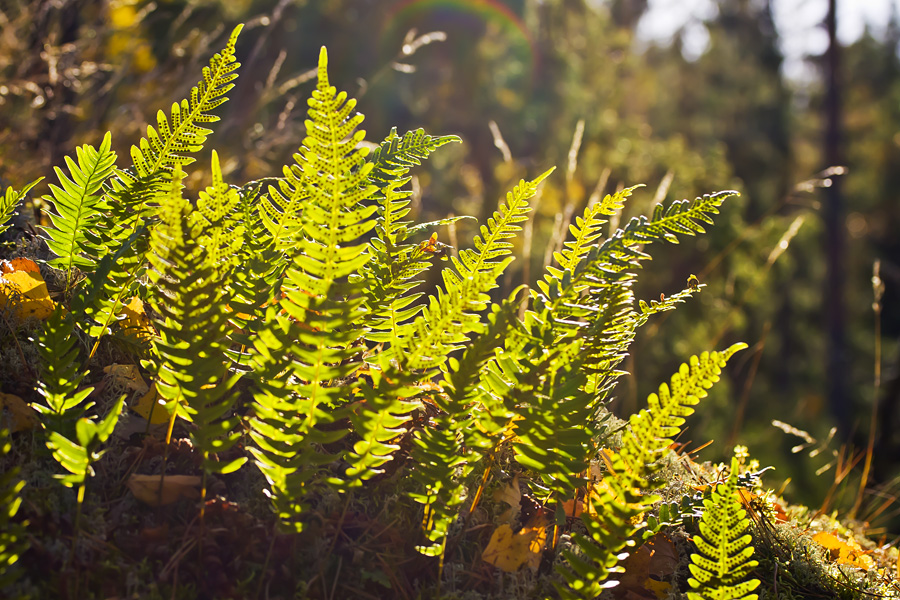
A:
130;25;242;179
367;127;461;187
41;132;117;291
403;168;554;369
687;457;761;600
558;344;747;599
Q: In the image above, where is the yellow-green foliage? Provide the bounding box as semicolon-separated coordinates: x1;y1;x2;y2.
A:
0;25;762;599
688;457;761;600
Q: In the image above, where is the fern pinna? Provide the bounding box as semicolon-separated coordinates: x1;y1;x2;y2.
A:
688;456;761;600
558;344;747;599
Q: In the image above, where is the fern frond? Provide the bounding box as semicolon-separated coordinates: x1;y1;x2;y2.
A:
367;127;461;187
409;292;523;556
41;132;117;289
46;397;124;489
403;168;554;369
687;457;761;600
249;46;378;530
146;164;246;477
558;344;747;598
33;307;94;428
0;178;42;240
0;429;27;590
130;25;242;179
189;151;244;278
362;178;431;345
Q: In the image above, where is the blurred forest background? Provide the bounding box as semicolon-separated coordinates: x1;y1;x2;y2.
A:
2;0;899;525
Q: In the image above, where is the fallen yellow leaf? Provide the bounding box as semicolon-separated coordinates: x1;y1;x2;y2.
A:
813;532;874;570
131;383;170;424
126;474;201;507
0;258;56;320
482;511;548;573
0;392;39;432
119;296;154;342
103;364;149;395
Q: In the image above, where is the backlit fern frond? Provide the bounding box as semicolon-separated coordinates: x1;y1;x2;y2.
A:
403;169;554;370
0;428;27;590
189;151;244;278
559;344;747;599
130;26;242;179
687;457;761;600
367;127;461;188
33;307;95;429
146;164;246;481
362;178;431;345
410;292;523;556
41;132;117;291
249;47;378;530
0;178;41;240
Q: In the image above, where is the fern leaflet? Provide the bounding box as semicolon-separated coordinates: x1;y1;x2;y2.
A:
0;178;41;240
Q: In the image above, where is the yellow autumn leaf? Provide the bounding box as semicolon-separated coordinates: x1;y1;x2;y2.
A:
482;511;548;572
119;296;155;343
0;258;56;320
813;531;874;570
103;364;149;395
126;474;201;507
131;383;170;424
0;392;39;433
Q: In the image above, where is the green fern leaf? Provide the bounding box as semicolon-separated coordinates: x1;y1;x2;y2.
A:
130;26;242;179
33;307;95;428
41;132;117;288
0;178;42;240
249;46;378;530
687;457;761;600
558;344;747;598
0;429;27;591
367;127;461;186
403;168;554;369
146;164;246;477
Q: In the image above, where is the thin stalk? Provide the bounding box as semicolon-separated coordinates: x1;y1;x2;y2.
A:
851;260;884;518
256;521;279;600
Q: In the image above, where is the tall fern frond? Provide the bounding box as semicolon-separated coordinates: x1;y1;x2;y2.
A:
249;46;378;530
0;178;41;240
558;344;747;599
130;26;242;179
403;169;554;369
146;164;246;481
687;456;761;600
41;132;117;290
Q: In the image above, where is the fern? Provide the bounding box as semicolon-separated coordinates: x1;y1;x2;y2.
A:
249;46;377;530
558;344;747;598
403;169;554;369
146;162;247;492
0;429;27;591
362;178;432;345
33;307;95;429
41;132;117;292
0;178;42;240
130;26;242;179
687;456;761;600
366;127;461;189
410;291;523;556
